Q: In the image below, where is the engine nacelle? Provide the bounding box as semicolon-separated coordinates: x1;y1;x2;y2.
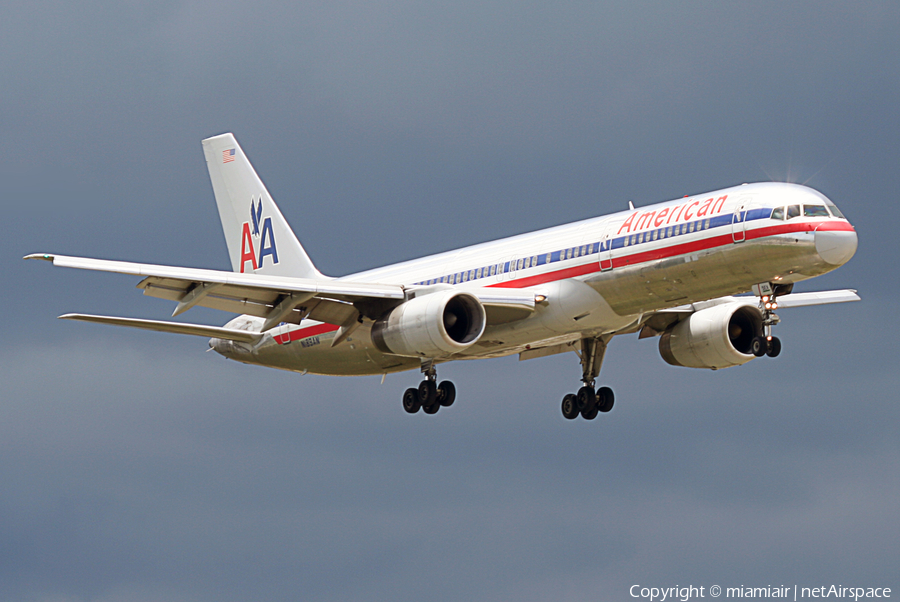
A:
659;302;763;369
371;290;486;358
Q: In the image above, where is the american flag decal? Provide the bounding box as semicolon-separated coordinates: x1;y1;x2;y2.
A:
222;148;236;163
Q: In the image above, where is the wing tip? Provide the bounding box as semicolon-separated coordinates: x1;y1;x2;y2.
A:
24;253;54;261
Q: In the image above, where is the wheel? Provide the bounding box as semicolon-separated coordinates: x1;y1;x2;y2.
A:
418;380;437;406
437;381;456;407
581;404;598;420
751;336;767;357
402;388;421;414
423;401;440;414
561;394;579;420
597;386;615;413
576;386;597;411
766;336;782;358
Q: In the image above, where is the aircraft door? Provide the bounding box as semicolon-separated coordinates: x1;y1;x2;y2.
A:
732;201;747;243
599;232;613;271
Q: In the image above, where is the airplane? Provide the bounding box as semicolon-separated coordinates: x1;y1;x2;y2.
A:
26;133;860;420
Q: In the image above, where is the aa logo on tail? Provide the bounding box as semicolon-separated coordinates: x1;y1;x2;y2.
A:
239;197;278;273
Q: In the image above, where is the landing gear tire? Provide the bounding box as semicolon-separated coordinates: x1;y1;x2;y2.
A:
597;386;615;413
561;394;579;420
751;336;768;357
437;381;456;407
418;380;437;407
402;388;421;414
766;336;782;358
422;401;440;414
581;403;599;420
576;386;596;411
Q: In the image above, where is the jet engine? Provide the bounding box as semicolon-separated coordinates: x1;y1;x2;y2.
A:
371;290;486;358
659;302;763;369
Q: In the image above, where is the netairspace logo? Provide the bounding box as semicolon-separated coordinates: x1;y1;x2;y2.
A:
629;584;892;601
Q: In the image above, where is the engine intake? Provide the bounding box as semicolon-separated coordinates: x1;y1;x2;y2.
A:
659;302;763;369
371;290;486;358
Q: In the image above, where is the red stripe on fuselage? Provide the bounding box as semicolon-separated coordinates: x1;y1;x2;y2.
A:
487;219;854;290
275;322;339;344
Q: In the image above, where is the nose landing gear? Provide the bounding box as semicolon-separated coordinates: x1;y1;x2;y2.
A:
752;283;784;358
561;337;615;421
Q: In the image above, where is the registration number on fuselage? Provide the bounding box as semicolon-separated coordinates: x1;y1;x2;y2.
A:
301;336;320;348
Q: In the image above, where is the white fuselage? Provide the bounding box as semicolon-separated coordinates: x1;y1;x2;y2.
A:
212;182;857;375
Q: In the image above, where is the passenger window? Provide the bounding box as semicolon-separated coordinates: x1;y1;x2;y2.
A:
771;207;784;220
689;222;695;233
517;259;523;270
804;205;829;217
545;253;552;263
787;205;800;219
704;219;710;229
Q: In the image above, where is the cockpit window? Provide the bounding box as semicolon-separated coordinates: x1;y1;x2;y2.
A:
771;207;784;220
786;205;801;219
826;201;845;219
804;205;829;217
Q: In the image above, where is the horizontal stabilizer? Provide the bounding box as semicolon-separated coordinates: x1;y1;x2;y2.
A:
59;314;263;343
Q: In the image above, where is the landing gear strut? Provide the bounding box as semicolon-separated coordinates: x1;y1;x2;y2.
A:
403;361;456;415
753;283;783;359
561;336;615;421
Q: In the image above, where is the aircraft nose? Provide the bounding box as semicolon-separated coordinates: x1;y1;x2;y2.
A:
815;225;858;265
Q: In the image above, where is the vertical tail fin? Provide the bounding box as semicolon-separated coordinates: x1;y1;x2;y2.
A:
202;133;325;279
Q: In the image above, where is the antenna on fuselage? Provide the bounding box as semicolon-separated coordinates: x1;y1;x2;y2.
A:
628;200;634;210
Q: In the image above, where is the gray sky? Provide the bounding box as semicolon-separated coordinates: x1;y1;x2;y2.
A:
2;2;898;601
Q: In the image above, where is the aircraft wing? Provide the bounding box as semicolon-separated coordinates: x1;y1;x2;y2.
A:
637;288;861;338
26;253;537;330
58;313;264;343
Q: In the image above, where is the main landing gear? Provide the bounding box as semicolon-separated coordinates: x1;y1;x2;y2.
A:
750;286;784;359
561;337;616;421
402;361;456;415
